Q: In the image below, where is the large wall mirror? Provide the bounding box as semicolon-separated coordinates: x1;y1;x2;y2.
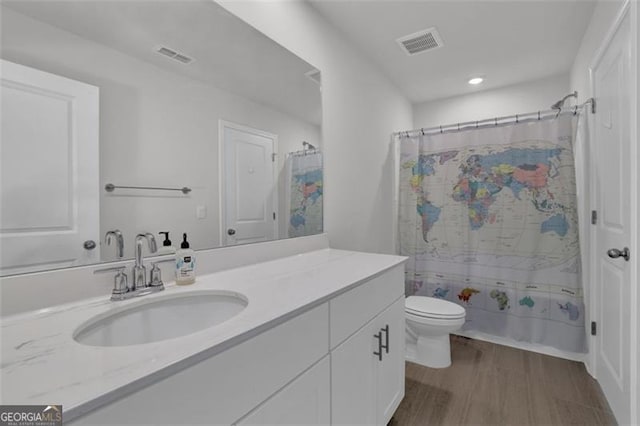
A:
0;1;323;276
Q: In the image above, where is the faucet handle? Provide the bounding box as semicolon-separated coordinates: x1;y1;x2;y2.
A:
149;262;163;289
111;268;129;300
148;258;173;291
94;266;129;301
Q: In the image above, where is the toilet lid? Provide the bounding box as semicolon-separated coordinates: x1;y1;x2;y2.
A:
405;296;466;319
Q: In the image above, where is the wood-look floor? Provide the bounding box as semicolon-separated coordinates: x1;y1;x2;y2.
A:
390;336;616;426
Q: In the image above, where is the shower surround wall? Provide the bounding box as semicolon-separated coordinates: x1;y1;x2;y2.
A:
413;74;571;129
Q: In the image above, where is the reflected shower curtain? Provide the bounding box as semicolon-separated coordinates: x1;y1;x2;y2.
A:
286;151;323;237
398;114;586;353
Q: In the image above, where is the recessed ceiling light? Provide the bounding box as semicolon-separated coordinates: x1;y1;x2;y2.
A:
468;77;484;85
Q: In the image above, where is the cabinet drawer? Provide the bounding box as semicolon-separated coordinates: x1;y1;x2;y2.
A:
330;265;403;348
72;303;329;425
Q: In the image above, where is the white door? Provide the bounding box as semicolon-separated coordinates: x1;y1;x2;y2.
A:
0;60;100;275
221;121;277;246
376;297;405;425
592;9;632;424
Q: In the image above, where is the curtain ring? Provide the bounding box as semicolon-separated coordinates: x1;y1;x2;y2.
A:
457;123;460;131
516;114;519;123
421;128;425;136
574;105;578;115
440;125;443;134
537;111;541;120
494;117;498;126
406;131;410;138
475;121;479;128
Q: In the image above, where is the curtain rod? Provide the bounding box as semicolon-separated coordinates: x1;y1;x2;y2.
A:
287;148;321;158
393;98;595;138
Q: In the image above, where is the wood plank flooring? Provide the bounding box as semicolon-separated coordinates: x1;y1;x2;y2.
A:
390;336;616;425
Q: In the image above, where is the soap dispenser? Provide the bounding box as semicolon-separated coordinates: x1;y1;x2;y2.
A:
158;231;176;255
175;233;196;285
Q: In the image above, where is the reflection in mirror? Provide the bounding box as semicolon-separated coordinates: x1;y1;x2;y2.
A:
0;0;323;276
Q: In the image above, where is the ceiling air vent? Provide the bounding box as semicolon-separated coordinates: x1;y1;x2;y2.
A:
396;27;443;56
155;46;194;64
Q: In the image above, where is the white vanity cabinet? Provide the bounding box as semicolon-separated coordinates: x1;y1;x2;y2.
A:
69;264;405;425
330;269;405;426
71;303;330;425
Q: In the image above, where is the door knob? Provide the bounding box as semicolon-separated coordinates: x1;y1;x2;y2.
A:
227;229;236;236
83;240;97;250
607;247;630;261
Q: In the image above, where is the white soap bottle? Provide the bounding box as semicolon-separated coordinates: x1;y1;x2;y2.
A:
175;233;196;285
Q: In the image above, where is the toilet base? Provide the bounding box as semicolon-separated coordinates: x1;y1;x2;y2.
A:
406;334;452;369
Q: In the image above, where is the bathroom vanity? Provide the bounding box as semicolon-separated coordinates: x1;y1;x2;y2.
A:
0;244;406;425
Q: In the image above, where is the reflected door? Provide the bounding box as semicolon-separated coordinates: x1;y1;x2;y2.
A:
592;9;632;424
0;60;100;274
221;121;277;246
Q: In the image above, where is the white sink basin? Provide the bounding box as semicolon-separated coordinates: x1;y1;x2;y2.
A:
74;291;248;347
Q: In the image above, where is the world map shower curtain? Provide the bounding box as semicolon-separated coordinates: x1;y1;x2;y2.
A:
286;151;323;238
398;114;586;353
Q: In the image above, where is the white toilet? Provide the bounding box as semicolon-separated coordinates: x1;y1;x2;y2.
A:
405;296;466;368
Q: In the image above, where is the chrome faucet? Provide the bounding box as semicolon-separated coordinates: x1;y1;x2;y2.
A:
105;229;124;258
132;233;157;291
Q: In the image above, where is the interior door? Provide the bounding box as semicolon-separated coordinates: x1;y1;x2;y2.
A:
222;122;276;246
0;60;100;274
592;9;632;424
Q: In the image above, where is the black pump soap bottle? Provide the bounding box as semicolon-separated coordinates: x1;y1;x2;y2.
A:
158;232;176;255
175;233;195;285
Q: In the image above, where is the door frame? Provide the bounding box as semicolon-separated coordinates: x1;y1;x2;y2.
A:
587;0;638;422
218;119;279;246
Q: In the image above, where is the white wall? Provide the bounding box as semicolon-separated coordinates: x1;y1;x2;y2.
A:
1;7;320;259
413;73;570;128
570;0;627;100
217;1;413;255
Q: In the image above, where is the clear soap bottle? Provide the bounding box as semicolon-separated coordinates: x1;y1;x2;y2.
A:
175;233;196;285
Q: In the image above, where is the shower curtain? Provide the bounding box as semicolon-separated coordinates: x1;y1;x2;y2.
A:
398;114;586;353
286;151;323;238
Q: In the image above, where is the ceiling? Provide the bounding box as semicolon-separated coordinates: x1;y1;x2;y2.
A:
309;0;596;104
3;1;322;126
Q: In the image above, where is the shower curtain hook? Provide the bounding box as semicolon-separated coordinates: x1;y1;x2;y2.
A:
494;117;498;126
537;111;541;120
516;114;519;123
421;128;425;136
475;121;479;129
440;125;443;134
573;105;578;115
457;123;460;131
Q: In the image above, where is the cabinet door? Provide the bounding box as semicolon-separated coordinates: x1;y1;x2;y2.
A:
376;297;406;425
331;319;378;425
236;356;330;425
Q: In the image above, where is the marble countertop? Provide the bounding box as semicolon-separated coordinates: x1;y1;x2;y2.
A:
0;248;406;420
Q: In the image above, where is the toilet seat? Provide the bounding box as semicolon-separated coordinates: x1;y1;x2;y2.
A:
405;296;465;320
